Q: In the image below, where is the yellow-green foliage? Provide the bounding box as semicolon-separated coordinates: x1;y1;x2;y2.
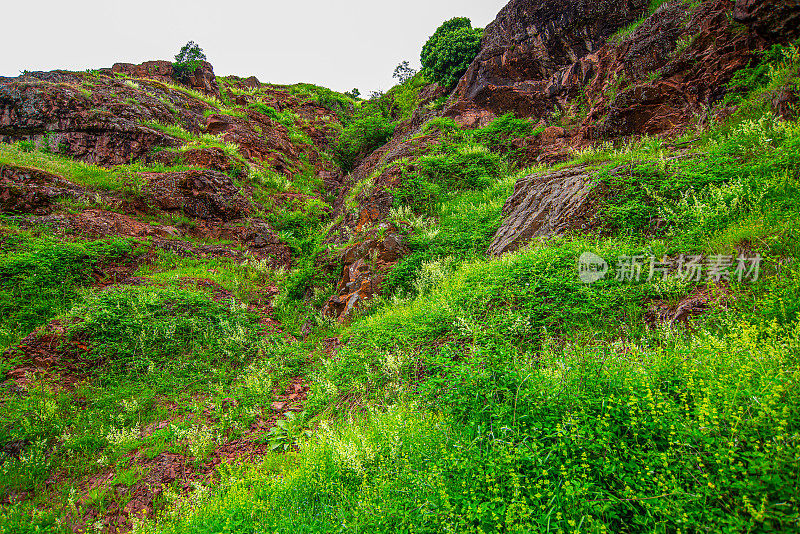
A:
2;33;800;534
0;143;127;191
135;317;800;533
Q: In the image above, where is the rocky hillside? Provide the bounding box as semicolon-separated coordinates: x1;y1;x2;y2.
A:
1;0;799;531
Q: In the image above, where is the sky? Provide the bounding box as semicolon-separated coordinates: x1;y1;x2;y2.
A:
1;0;507;94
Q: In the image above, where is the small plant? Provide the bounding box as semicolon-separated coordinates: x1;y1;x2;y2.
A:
266;411;312;452
673;33;696;57
393;61;417;84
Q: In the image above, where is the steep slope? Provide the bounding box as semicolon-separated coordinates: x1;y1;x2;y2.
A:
0;62;354;532
316;0;800;324
1;0;799;531
445;0;797;158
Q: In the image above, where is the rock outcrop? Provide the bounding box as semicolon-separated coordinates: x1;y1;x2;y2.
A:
322;229;408;321
0;72;198;165
1;165;94;214
0;65;342;177
732;0;800;40
446;0;651;127
443;0;799;160
108;60;220;96
488;163;609;255
144;170;251;222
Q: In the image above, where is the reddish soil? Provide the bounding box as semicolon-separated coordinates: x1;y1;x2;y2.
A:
2;320;99;392
70;377;310;533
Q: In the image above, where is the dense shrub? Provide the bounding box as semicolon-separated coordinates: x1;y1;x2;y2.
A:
68;286;259;374
289;83;357;121
725;42;798;105
0;235;133;350
598;114;800;252
472;113;540;152
393;145;502;214
141;265;800;534
334;110;396;172
386;72;428;121
421;17;483;89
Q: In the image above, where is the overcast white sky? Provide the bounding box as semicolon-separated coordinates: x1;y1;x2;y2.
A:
1;0;507;94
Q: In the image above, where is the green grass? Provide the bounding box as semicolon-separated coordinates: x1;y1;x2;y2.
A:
3;27;800;534
151;80;223;108
121;55;800;533
610;0;676;44
0;143;129;192
0;232;137;351
0;141;220;195
144;120;241;158
0;280;278;520
135;310;800;534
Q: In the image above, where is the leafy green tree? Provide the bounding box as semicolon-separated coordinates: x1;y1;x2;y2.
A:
173;41;207;80
420;18;483;89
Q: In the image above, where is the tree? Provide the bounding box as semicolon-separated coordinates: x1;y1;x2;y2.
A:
344;88;361;99
393;61;417;84
174;41;206;64
420;18;482;89
173;41;207;80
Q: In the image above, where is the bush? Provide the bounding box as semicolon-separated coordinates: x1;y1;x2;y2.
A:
386;72;428;121
421;17;483;89
472;113;539;152
0;235;133;350
288;84;356;121
68;286;259;374
334;110;396;172
392;144;502;213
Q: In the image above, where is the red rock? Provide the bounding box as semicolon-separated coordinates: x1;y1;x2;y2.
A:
111;60;220;96
321;232;409;321
442;0;790;157
733;0;800;40
143;170;251;221
488;163;612;255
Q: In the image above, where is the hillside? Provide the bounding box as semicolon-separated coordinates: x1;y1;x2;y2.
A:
1;0;799;532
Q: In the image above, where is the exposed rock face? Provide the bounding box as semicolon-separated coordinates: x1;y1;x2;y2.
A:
32;209;183;239
488;163;609;255
109;60;220;96
0;73;199;165
447;0;650;126
144;170;251;221
646;286;728;327
733;0;800;40
0;165;91;214
151;146;245;176
322;230;409;321
205;112;299;174
0;66;342;178
443;0;799;160
579;0;762;141
233;221;292;265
